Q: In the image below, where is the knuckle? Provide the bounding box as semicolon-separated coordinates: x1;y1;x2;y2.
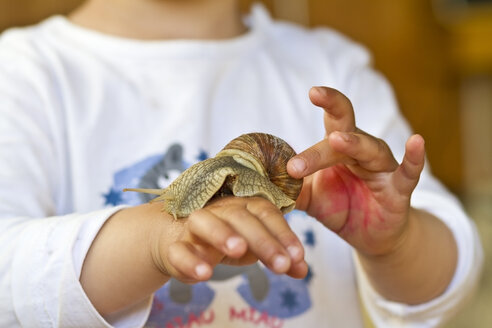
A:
334;88;349;103
305;146;322;165
219;202;238;215
276;229;298;245
248;197;280;215
225;206;250;224
253;236;278;258
207;195;236;210
257;206;282;221
187;211;202;229
376;139;398;169
375;138;387;157
349;136;363;155
249;196;268;205
212;227;233;246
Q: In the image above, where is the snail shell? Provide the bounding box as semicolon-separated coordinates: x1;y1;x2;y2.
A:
124;133;303;218
216;133;303;201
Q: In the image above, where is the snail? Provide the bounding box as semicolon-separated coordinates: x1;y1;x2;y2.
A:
124;133;303;219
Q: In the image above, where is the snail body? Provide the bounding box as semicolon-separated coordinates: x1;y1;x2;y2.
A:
124;133;303;218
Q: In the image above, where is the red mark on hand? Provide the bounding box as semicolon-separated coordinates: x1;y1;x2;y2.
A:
311;166;383;236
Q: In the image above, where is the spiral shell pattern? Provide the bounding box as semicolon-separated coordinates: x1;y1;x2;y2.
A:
217;133;303;201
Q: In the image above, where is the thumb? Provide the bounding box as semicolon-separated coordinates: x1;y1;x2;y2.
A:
393;134;426;196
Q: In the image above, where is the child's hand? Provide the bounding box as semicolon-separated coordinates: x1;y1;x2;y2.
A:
152;196;308;284
287;87;426;257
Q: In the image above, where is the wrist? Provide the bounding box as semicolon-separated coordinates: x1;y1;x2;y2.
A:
356;207;458;304
357;207;419;268
145;202;185;278
80;203;175;315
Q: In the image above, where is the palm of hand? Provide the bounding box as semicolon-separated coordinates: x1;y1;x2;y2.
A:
297;164;410;256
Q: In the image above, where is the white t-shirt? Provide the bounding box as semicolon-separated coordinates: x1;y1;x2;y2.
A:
0;4;483;328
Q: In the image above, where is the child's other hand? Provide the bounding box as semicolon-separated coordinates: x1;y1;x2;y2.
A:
287;87;426;257
151;196;308;284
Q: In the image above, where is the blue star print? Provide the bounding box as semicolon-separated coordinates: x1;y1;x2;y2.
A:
304;230;315;246
103;188;123;206
280;289;298;312
197;149;209;161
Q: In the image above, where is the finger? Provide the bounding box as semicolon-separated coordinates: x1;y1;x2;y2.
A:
309;86;356;133
328;131;399;173
188;208;247;259
246;198;305;263
286;260;309;279
219;204;292;274
166;241;213;283
393;134;426;195
287;138;348;179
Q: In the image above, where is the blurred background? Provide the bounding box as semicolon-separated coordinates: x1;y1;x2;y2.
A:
1;0;490;326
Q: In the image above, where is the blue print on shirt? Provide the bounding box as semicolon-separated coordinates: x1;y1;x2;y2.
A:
103;153;164;206
103;144;313;327
148;283;215;326
237;267;312;318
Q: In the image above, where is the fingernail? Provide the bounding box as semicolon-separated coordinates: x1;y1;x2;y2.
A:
287;246;302;260
290;158;306;174
335;131;352;142
195;264;210;278
226;236;243;251
313;86;325;95
273;255;290;272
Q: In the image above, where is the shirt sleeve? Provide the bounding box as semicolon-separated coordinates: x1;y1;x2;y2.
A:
335;41;484;326
71;208;153;328
0;33;151;327
5;208;119;327
2;210;152;328
354;190;483;328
